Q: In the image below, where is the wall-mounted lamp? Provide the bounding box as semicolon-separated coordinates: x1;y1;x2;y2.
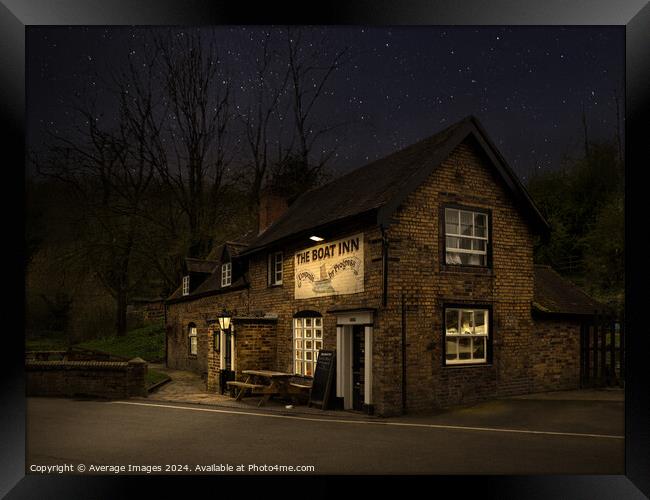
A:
213;309;233;352
309;235;324;242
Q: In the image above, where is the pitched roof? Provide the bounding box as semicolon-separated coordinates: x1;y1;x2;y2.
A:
205;235;254;262
242;115;549;254
184;257;218;274
167;270;247;302
168;238;252;302
533;265;603;316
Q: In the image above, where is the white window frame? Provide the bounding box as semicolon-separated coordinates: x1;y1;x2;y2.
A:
268;251;283;286
444;207;489;266
188;325;198;356
221;262;232;287
182;275;190;296
444;307;489;365
293;317;323;377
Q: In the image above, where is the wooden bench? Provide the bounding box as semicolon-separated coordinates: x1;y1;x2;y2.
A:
226;381;267;401
289;382;311;391
286;382;312;405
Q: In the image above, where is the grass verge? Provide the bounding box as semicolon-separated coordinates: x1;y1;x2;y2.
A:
145;369;171;390
26;322;165;363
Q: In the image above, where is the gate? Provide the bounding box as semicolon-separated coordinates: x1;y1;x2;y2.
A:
580;313;624;388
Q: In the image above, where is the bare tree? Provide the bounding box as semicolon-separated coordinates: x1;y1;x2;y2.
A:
284;27;351;183
238;27;353;212
33;40;167;336
238;30;292;213
151;29;233;258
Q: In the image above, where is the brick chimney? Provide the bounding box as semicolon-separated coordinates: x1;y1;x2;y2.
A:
258;189;289;234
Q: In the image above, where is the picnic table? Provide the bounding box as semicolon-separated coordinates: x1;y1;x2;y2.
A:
226;369;311;407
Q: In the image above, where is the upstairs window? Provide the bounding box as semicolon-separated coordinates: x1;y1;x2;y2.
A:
444;207;489;266
268;251;283;286
221;262;232;287
444;307;490;365
182;275;190;296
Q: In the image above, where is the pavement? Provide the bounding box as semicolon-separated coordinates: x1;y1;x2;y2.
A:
147;363;624;421
146;363;360;418
506;387;624;401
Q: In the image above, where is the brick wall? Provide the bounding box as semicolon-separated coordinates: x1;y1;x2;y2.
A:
142;301;165;323
167;136;578;416
530;316;581;392
259;191;289;233
234;321;277;375
244;220;384;378
206;319;278;392
26;358;147;399
166;289;248;376
127;300;165;328
380;137;536;413
167;221;384;386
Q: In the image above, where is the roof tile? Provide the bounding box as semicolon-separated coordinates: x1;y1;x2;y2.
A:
533;265;603;316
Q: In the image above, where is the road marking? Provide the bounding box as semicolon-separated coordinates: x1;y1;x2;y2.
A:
111;401;624;440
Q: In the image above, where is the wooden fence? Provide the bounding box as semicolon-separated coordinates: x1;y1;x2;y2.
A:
580;313;624;388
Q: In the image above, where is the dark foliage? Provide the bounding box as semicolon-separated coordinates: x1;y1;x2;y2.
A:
528;140;624;313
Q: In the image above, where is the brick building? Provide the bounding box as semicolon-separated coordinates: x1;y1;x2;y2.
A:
165;116;602;416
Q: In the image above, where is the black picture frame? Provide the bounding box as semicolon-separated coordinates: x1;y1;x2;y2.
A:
5;1;649;498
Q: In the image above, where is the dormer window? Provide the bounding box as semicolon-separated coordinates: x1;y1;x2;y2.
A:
182;275;190;296
221;262;232;287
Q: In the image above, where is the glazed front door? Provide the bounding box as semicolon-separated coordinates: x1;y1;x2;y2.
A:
352;325;365;411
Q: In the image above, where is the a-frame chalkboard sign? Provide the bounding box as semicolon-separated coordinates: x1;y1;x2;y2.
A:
308;350;336;410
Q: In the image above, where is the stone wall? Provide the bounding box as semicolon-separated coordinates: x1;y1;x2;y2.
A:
530;316;581;392
26;357;147;399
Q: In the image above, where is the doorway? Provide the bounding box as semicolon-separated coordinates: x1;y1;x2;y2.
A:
334;311;373;413
351;325;365;411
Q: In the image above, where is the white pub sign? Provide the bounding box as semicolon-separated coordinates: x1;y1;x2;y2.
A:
294;233;364;299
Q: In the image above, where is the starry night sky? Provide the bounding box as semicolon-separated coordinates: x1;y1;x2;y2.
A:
27;26;624;183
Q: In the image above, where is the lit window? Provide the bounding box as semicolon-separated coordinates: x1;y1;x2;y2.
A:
268;251;283;286
188;324;198;356
221;262;232;287
444;207;488;266
444;307;490;365
293;316;323;377
182;275;190;296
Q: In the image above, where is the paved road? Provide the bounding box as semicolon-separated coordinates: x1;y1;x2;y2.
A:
26;396;624;475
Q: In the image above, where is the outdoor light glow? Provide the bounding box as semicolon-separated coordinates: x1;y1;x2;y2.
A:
218;315;231;331
310;236;324;242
